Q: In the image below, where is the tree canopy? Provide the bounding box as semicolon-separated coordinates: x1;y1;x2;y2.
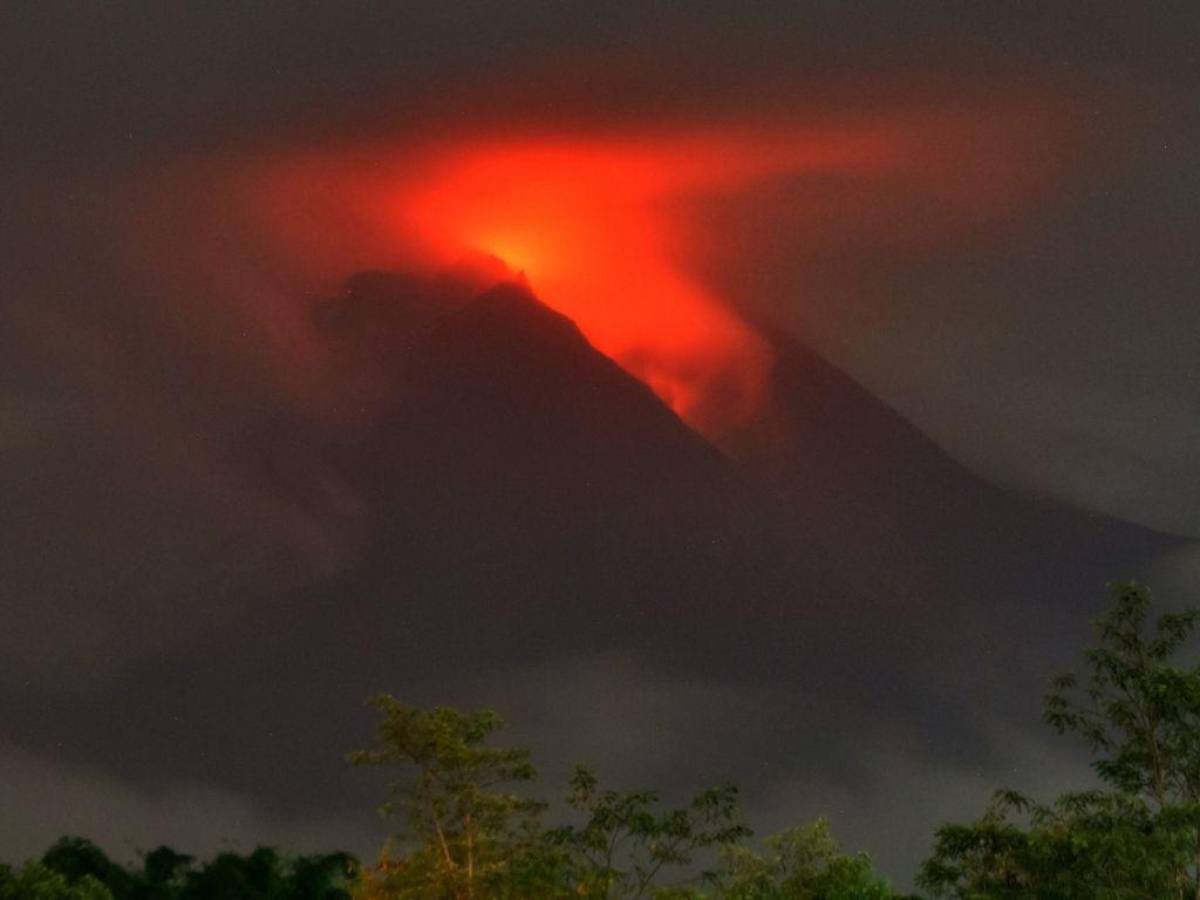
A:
9;580;1200;899
347;697;901;899
0;837;355;900
920;581;1200;899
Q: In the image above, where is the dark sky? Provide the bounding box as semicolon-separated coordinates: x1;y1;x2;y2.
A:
3;2;1199;889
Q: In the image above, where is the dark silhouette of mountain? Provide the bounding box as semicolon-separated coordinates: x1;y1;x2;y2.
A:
12;269;1178;859
731;326;1172;615
286;270;1175;738
310;275;774;646
712;326;1179;715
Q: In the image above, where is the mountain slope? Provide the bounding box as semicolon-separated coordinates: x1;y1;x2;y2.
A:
8;270;1180;883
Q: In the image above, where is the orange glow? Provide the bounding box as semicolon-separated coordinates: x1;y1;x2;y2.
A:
396;131;889;431
218;93;1086;436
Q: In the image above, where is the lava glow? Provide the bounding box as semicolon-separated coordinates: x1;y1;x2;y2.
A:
397;131;890;431
226;96;1085;435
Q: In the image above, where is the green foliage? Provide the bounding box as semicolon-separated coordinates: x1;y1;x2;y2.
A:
546;765;751;898
920;581;1200;899
1043;581;1200;808
42;837;136;898
287;853;359;900
167;845;353;900
715;819;896;900
920;788;1187;898
0;838;355;900
348;699;896;899
0;861;114;900
29;579;1200;898
176;847;285;899
141;846;194;894
347;696;545;899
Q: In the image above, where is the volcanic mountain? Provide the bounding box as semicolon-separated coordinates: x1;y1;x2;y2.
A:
10;270;1178;878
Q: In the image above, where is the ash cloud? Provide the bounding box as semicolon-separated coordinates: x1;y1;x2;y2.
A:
3;2;1199;887
6;2;1197;540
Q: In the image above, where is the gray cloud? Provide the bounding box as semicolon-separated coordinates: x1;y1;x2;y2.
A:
0;742;378;866
747;717;1097;893
1149;543;1200;602
4;2;1198;888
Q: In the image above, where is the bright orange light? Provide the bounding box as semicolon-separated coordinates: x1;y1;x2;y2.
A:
231;94;1085;435
396;131;889;432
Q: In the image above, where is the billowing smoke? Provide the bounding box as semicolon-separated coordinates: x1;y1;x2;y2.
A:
0;80;1110;690
103;81;1097;439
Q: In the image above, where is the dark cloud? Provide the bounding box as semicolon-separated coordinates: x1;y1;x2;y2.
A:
0;741;378;866
4;2;1199;890
3;2;1197;161
0;269;1176;888
702;112;1200;538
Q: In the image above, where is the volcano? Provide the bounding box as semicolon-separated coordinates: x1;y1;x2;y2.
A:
9;270;1177;880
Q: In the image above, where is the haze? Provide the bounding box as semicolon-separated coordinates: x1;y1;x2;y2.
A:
3;3;1199;891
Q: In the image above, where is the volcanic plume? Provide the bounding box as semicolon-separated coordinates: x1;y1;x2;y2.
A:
395;130;891;431
223;89;1090;437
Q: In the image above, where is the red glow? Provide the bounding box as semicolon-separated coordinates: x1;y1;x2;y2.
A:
397;131;890;431
212;92;1088;436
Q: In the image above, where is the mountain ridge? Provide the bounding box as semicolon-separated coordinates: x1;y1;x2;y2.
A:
6;268;1178;887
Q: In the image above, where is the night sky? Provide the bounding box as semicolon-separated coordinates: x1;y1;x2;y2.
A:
3;3;1199;889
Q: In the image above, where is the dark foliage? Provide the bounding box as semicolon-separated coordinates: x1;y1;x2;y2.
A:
0;836;356;900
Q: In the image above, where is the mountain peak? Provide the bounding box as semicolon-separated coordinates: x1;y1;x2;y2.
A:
310;269;733;503
433;279;592;362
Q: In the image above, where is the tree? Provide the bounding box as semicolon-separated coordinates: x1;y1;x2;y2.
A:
2;838;355;900
287;853;358;900
347;699;899;899
547;765;750;898
715;819;896;900
920;786;1187;898
348;696;545;899
41;837;136;898
920;580;1200;898
139;846;193;899
0;861;114;900
170;845;355;900
175;846;291;900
